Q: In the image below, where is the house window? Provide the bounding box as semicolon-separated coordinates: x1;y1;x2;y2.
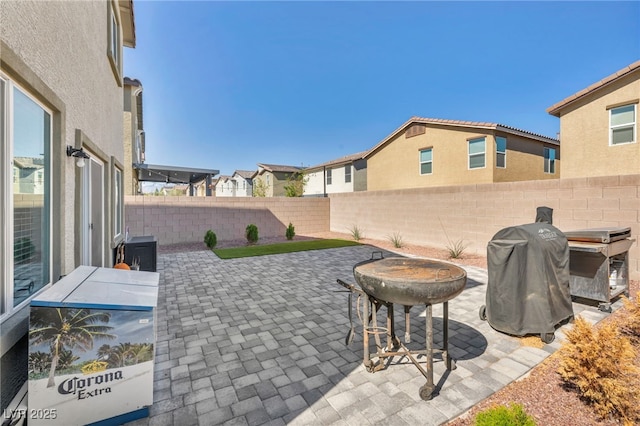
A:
107;0;122;82
1;76;52;316
544;147;556;174
495;137;506;168
326;169;332;185
419;148;433;175
345;165;351;183
113;168;122;239
468;137;486;169
610;104;636;145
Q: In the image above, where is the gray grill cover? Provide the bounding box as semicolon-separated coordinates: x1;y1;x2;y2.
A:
486;223;573;336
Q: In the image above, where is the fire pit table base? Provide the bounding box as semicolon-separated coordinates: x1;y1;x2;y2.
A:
362;296;456;401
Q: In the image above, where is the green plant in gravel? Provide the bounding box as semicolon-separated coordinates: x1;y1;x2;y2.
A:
387;232;404;248
474;403;537;426
245;224;259;244
285;223;295;240
204;230;217;249
350;224;363;241
439;216;467;259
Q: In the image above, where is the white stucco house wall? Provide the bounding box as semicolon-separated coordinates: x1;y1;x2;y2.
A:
231;170;254;197
304;151;367;197
1;0;136;410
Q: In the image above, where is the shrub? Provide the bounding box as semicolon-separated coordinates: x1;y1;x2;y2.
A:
285;223;295;240
439;216;467;259
620;295;640;342
446;239;468;259
387;232;404;248
557;316;640;423
204;230;217;249
474;403;536;426
245;224;259;244
350;225;363;241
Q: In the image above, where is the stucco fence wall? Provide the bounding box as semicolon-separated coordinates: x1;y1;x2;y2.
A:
330;174;640;279
124;196;330;246
125;174;640;278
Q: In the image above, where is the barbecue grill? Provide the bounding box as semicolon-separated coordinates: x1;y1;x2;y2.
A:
337;253;467;400
565;227;634;312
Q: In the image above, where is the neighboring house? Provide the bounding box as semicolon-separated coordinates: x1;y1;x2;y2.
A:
304;151;367;197
215;175;234;197
547;60;640;179
13;157;45;194
123;77;145;194
232;170;254;197
1;0;135;411
252;163;305;197
365;116;560;191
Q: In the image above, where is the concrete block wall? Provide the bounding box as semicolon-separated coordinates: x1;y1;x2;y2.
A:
330;174;640;279
124;196;329;246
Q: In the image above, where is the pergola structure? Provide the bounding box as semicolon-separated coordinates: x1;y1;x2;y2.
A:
133;163;219;196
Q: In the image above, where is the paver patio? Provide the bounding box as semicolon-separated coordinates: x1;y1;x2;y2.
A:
127;245;619;426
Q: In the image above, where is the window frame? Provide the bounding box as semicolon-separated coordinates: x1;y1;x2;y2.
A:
326;168;332;185
419;148;433;175
112;161;123;242
544;147;556;174
468;137;486;169
1;74;53;318
344;164;351;183
107;0;123;85
495;136;507;169
609;104;636;146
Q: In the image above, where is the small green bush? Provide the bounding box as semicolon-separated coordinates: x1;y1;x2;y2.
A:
474;403;536;426
446;239;468;259
204;230;217;249
350;225;362;241
285;223;295;240
245;224;259;244
387;232;404;248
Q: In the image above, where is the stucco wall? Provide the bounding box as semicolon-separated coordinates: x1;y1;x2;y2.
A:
557;71;640;179
124;196;330;246
1;0;129;411
330;174;640;279
305;165;354;196
494;134;560;182
2;0;126;273
367;125;559;191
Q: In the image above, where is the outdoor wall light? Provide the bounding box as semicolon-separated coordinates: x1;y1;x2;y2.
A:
66;145;90;168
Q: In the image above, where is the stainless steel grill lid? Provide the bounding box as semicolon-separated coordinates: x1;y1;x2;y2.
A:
564;227;631;243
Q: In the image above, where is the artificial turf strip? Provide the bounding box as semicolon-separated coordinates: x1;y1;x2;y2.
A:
212;239;361;259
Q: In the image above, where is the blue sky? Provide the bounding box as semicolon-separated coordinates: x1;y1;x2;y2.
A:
124;1;640;177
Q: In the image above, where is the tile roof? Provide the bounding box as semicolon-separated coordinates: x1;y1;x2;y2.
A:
306;151;368;171
365;116;559;158
233;170;255;179
256;163;305;173
547;60;640;116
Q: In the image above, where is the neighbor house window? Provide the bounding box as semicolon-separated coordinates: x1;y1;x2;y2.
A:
345;165;351;183
468;137;486;169
1;76;52;316
610;104;636;145
496;137;506;168
326;169;332;185
107;0;122;82
419;148;433;175
544;147;556;174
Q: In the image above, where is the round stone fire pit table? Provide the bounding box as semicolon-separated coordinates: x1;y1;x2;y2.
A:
353;256;467;400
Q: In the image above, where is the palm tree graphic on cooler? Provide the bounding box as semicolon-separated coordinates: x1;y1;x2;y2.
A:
29;308;116;388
